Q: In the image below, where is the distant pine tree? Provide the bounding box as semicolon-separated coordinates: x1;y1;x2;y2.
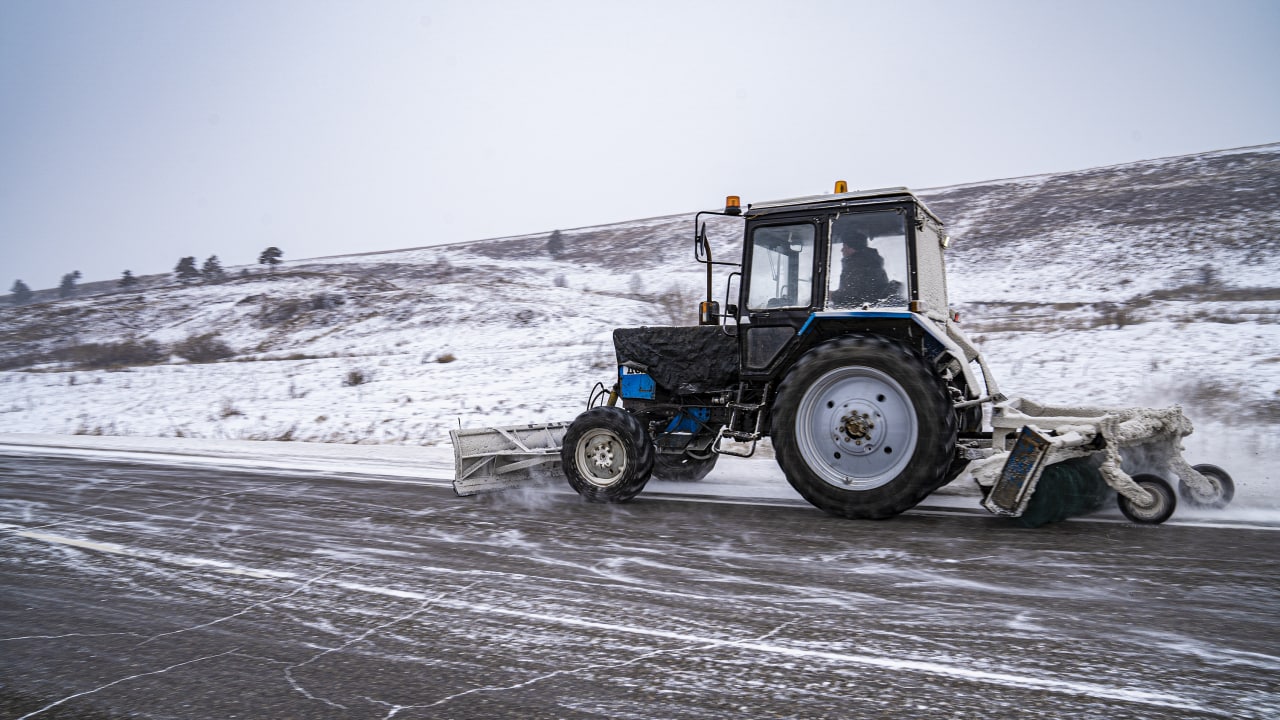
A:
58;271;81;298
119;270;138;288
174;256;200;285
258;246;283;274
547;230;565;258
201;255;225;282
10;279;33;305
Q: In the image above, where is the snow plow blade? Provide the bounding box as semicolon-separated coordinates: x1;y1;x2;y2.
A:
984;425;1054;516
449;422;568;496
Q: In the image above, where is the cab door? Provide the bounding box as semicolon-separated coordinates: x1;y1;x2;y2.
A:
738;218;823;380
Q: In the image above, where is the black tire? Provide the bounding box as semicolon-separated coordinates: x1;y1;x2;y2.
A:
652;451;718;482
942;457;971;487
771;335;957;519
561;407;654;503
1117;474;1177;524
1179;463;1234;509
940;384;981;487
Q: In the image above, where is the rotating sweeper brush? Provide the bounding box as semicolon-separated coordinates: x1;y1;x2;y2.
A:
451;184;1234;525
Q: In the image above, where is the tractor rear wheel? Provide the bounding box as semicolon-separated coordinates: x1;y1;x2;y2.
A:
652;451;718;482
771;335;957;519
561;407;654;503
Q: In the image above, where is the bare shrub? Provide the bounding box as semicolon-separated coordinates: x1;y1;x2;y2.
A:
1095;302;1132;329
57;339;165;369
311;292;344;310
173;333;236;363
343;369;368;386
1174;377;1245;420
0;352;49;371
651;283;699;325
259;298;305;326
1253;395;1280;422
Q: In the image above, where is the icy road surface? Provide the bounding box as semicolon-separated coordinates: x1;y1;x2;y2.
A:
2;453;1278;719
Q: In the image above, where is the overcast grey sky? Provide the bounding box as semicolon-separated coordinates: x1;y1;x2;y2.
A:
2;0;1278;289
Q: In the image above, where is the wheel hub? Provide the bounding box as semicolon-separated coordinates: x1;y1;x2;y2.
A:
590;442;615;469
793;365;919;492
832;400;886;456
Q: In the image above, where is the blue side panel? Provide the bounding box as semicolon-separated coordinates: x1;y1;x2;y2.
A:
797;311;954;359
798;310;914;336
619;367;656;400
664;408;711;433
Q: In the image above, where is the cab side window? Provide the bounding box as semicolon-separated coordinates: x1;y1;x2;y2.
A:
747;224;815;311
827;212;908;309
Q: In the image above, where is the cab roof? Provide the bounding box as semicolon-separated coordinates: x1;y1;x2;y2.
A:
747;186;943;226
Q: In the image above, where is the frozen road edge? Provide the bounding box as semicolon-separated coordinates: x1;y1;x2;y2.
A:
2;433;1277;529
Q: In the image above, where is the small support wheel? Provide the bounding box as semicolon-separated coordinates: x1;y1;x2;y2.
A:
1118;474;1177;525
1179;463;1235;509
561;407;654;503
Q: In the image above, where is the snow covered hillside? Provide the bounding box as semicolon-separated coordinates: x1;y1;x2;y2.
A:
1;144;1277;498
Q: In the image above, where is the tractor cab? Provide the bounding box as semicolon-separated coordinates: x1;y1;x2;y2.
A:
705;185;958;387
735;185;949;318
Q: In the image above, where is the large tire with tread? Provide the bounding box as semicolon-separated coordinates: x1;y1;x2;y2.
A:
771;335;957;519
561;407;654;503
652;451;718;482
941;383;982;486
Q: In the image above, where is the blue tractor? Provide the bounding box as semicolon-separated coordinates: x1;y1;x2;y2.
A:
557;183;997;519
453;183;1233;524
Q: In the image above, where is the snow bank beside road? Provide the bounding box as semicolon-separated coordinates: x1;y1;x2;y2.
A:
0;432;802;498
0;433;456;482
4;433;1277;528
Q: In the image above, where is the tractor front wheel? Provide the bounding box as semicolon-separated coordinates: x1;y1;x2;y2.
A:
771;335;957;519
561;407;654;503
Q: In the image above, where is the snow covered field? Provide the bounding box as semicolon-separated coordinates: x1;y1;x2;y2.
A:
1;268;1275;512
1;144;1277;513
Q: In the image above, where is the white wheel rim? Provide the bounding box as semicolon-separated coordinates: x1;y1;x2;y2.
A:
795;366;917;491
1130;481;1169;520
575;428;627;487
